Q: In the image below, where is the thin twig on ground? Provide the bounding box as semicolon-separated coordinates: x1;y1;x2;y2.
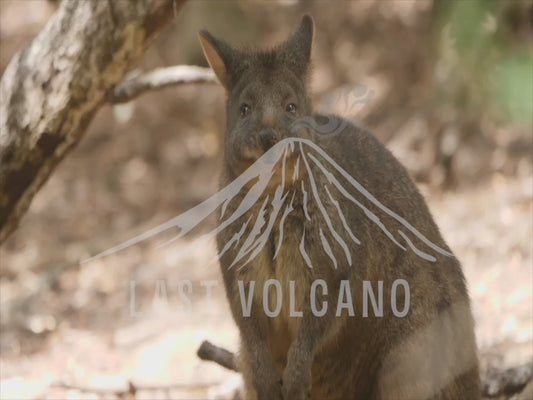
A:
51;378;222;398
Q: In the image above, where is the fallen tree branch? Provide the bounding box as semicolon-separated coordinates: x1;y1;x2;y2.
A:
51;380;137;397
112;65;217;103
0;0;186;243
482;362;533;397
197;340;239;372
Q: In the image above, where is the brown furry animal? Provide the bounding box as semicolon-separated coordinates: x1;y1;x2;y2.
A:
199;15;480;400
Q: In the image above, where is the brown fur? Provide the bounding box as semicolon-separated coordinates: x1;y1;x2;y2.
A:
200;15;480;400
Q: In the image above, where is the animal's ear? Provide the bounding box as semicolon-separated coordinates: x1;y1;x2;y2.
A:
198;30;239;90
282;15;314;76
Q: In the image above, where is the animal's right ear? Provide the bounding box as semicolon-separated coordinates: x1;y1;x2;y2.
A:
198;30;237;91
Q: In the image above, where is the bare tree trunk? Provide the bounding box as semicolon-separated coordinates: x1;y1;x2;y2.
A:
0;0;185;243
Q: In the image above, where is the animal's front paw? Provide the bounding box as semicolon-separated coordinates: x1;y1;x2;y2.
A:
282;383;311;400
255;377;283;400
282;367;312;400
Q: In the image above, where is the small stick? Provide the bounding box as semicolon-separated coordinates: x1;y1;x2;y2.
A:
51;379;220;397
197;340;239;372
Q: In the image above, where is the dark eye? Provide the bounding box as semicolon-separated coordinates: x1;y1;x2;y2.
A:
286;103;297;114
240;103;251;117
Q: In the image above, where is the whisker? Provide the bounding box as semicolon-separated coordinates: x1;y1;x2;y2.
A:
299;229;313;269
307;152;406;252
273;191;295;260
319;228;338;269
301;144;352;266
324;185;361;246
301;180;311;221
398;230;437;262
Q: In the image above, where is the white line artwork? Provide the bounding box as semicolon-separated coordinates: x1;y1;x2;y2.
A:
82;137;453;269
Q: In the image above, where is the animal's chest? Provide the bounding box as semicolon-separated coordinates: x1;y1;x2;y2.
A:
234;200;313;325
272;210;313;297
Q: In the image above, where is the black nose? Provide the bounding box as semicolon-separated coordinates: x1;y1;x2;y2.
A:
259;129;278;152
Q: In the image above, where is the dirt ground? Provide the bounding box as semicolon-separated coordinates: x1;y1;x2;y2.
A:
1;169;531;400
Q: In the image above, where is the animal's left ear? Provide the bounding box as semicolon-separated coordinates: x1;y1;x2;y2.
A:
282;15;314;76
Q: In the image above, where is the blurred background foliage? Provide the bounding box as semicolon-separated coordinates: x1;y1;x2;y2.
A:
441;0;532;125
0;1;531;399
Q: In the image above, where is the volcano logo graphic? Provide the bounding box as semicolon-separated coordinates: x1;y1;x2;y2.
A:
83;137;452;269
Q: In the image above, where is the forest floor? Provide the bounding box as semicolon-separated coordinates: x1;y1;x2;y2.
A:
0;106;531;399
0;1;531;399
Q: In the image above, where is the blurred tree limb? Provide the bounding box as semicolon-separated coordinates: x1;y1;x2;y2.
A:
0;0;191;243
113;65;216;103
